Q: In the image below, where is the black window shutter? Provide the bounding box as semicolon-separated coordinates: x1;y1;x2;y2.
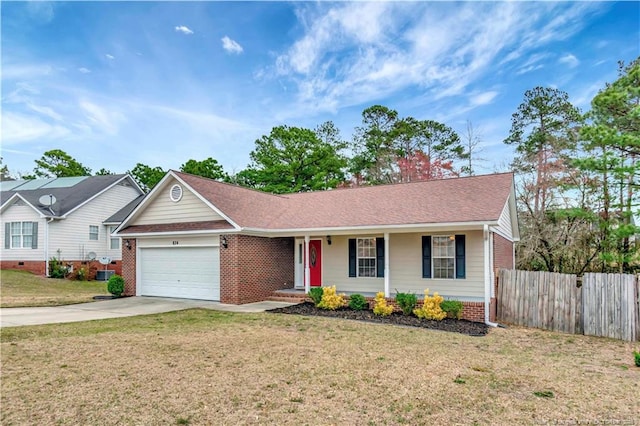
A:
348;239;357;277
422;236;431;278
376;238;385;278
4;223;10;249
455;234;466;279
32;222;38;249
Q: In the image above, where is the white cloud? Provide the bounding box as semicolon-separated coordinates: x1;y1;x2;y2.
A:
1;64;54;80
221;36;243;54
175;25;194;35
470;91;499;106
78;67;91;74
27;103;63;121
1;112;70;144
105;54;115;60
559;53;580;68
79;100;124;135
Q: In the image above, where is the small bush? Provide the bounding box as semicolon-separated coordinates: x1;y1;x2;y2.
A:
441;300;464;319
317;286;346;310
395;291;417;316
634;351;640;367
107;274;125;297
348;293;368;311
75;267;88;281
49;257;67;279
308;287;324;306
413;289;446;321
373;292;394;316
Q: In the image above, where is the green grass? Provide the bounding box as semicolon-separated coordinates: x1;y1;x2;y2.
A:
1;310;637;425
0;269;109;307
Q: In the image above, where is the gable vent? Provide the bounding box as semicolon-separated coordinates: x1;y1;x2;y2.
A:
169;184;183;202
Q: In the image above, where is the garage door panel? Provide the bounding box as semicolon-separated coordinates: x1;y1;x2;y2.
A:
139;247;219;301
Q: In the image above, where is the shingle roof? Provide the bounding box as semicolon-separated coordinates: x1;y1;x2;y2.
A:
0;175;138;218
119;220;235;234
173;171;514;230
103;194;145;223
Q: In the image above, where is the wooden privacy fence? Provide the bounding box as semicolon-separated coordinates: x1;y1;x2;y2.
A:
497;269;640;341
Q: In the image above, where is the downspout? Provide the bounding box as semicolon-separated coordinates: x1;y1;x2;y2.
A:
484;224;499;327
44;217;54;277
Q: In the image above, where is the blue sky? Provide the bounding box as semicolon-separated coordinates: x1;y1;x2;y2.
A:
2;1;639;177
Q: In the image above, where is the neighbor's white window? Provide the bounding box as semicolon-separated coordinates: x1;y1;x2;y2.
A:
10;222;33;248
357;238;377;277
109;226;119;250
433;235;455;279
89;225;99;241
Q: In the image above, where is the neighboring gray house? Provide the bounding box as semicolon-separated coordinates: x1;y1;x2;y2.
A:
0;175;144;277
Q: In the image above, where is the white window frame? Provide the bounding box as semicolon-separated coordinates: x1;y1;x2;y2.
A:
357;237;377;278
9;221;33;249
109;225;119;250
89;225;99;241
432;235;455;279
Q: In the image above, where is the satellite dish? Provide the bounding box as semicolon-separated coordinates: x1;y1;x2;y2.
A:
98;256;111;265
38;194;57;206
87;252;97;261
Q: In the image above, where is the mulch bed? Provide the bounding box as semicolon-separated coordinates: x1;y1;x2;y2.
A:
267;302;489;336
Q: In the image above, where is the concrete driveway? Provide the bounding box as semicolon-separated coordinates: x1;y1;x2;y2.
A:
0;297;296;328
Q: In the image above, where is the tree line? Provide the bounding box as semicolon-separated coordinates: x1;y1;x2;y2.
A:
2;57;638;273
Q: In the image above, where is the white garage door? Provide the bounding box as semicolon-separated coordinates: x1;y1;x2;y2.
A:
139;247;220;301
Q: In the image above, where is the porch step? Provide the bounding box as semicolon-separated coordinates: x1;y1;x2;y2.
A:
267;296;307;303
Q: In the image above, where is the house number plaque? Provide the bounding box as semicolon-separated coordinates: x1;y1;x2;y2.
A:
172;241;179;245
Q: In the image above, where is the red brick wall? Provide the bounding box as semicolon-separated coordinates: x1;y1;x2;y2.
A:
492;233;514;322
1;261;46;275
220;235;294;304
493;233;514;270
122;239;137;296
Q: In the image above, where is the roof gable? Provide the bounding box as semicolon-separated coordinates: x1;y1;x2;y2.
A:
119;173;238;231
0;175;143;218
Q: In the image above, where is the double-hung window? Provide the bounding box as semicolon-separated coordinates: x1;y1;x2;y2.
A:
348;237;385;278
89;225;99;241
5;221;37;249
422;235;465;279
357;238;377;277
109;226;119;249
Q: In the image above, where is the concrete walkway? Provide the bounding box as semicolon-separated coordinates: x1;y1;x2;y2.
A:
0;296;297;328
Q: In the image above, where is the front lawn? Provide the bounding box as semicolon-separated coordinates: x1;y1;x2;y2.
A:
0;270;109;308
1;310;637;425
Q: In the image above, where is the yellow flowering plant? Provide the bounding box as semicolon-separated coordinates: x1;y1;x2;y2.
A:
413;289;446;320
373;292;394;316
317;285;347;310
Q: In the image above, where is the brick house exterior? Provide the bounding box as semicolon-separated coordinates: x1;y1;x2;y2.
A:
116;171;519;325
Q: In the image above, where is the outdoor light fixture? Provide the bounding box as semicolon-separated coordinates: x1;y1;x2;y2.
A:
327;235;332;245
221;236;228;249
125;239;132;250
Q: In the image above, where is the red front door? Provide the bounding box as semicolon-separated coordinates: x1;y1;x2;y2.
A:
309;239;322;287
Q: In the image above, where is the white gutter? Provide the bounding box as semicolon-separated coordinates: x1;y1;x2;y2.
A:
44;218;54;277
484;224;499;327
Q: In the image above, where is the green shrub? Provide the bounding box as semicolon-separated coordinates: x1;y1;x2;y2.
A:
348;294;368;311
308;287;323;306
48;257;67;279
395;291;417;316
634;351;640;367
107;274;125;297
441;300;464;319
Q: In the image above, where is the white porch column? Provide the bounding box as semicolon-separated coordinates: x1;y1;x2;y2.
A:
483;224;492;324
384;232;390;297
304;235;310;294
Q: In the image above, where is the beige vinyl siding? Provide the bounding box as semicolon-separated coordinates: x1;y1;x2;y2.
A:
323;235;385;293
495;201;513;240
0;202;45;261
322;231;485;300
133;178;223;226
49;184;141;262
